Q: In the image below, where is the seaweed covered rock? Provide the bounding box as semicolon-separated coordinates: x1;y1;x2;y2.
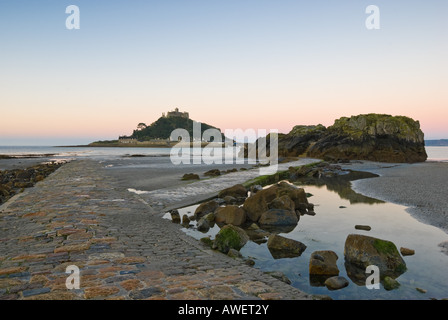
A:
308;114;427;163
344;234;406;279
240;114;427;163
212;225;249;254
181;173;200;181
0;162;65;205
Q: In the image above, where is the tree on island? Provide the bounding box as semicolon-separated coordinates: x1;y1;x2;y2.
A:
136;123;147;131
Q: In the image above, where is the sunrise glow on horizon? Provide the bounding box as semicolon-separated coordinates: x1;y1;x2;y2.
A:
0;1;447;145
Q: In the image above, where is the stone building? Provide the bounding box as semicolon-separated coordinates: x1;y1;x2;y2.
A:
118;136;137;144
163;107;189;119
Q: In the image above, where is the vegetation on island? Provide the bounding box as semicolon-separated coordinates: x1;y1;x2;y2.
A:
130;117;222;141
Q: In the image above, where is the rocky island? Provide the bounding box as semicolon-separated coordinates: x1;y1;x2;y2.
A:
243;114;428;163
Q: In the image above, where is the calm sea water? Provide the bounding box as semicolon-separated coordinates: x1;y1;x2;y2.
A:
426;146;448;162
165;183;448;300
0;146;172;159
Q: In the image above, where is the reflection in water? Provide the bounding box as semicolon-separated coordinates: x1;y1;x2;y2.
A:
164;171;448;300
292;170;384;205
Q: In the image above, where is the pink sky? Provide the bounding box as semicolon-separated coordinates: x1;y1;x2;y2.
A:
0;1;447;144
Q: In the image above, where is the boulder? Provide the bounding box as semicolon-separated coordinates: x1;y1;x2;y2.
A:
196;217;210;232
355;225;371;231
324;276;349;290
383;276;400;291
212;225;249;254
193;200;219;219
249;184;263;194
218;184;247;199
223;196;237;204
243;185;279;222
169;210;181;224
268;195;295;211
181;214;191;226
197;213;214;232
204;169;221;177
214;205;246;226
181;173;200;181
242;182;311;222
267;234;306;259
276;181;309;209
309;250;339;276
400;247;415;256
344;234;406;279
258;209;298;227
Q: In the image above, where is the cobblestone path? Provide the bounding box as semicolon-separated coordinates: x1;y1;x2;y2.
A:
0;160;312;300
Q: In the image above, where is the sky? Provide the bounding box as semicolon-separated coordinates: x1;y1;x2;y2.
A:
0;0;447;145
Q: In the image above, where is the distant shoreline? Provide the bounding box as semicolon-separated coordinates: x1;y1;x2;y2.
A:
425;139;448;146
55;142;230;148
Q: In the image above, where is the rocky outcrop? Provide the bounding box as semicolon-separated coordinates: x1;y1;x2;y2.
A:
308;114;427;163
0;162;65;205
277;125;327;157
242;114;427;163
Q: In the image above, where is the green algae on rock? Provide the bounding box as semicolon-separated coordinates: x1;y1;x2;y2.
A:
344;234;407;280
241;113;427;163
307;114;427;163
212;224;249;254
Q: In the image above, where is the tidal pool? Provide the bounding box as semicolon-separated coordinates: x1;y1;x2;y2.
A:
164;175;448;300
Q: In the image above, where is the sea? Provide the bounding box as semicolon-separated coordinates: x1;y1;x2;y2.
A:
0;146;447;161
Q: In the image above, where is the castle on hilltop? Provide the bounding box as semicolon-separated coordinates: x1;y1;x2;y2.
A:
162;107;189;119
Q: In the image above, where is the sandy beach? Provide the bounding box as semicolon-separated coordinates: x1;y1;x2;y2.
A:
339;161;448;234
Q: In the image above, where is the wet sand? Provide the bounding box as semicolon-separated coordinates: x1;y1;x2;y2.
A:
3;154;447;235
340;161;448;234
